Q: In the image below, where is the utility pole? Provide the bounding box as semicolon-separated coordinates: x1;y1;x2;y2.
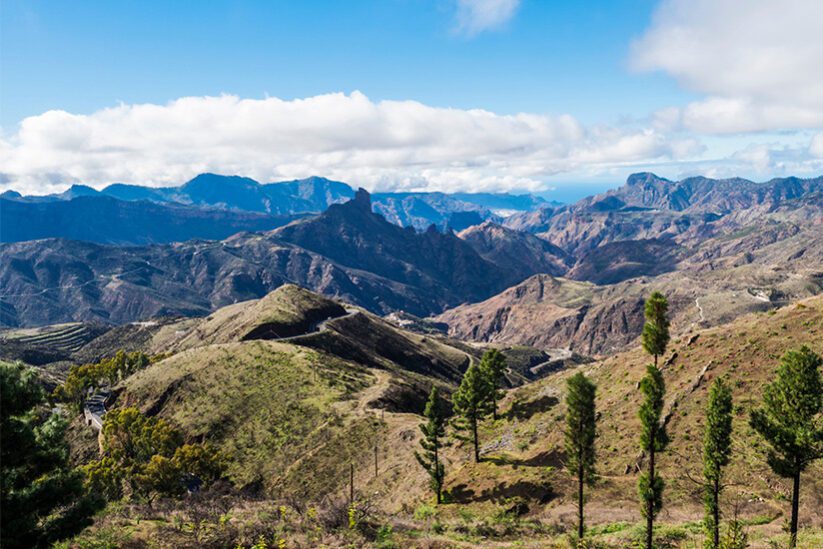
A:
349;462;354;504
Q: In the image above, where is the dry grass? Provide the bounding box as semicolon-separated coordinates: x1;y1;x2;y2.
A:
435;296;823;535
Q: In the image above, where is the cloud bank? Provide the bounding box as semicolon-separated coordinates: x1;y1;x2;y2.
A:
0;92;701;194
3;1;822;195
632;0;823;133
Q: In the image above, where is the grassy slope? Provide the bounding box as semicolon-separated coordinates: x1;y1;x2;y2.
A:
121;340;374;495
428;295;822;545
161;284;347;351
59;290;823;547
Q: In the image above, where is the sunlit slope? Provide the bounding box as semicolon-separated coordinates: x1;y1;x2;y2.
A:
441;296;823;527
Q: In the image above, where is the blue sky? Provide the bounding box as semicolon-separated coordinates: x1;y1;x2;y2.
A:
1;0;822;196
2;1;685;124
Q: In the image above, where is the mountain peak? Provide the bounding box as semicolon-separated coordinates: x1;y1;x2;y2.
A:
182;173;260;191
0;190;22;200
353;187;371;211
626;172;669;186
66;184;98;194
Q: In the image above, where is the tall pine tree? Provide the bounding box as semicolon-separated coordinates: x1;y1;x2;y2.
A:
480;349;507;420
703;378;733;549
638;363;668;549
637;291;671;549
750;346;822;549
415;387;447;503
1;362;101;549
641;291;670;368
453;361;493;463
564;372;597;541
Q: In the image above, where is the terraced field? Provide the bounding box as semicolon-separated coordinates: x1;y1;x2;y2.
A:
3;322;107;353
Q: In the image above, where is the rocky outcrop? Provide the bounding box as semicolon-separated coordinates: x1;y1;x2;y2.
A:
435;274;647;356
0;193;529;327
457;222;571;280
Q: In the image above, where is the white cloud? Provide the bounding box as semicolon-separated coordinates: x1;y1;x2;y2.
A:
454;0;520;36
810;133;823;158
632;0;823;133
666;138;823;180
0;92;701;195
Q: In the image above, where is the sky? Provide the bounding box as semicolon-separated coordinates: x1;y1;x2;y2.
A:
1;0;822;197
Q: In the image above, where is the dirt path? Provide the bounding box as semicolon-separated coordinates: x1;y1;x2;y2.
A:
353;369;393;415
695;297;706;323
528;348;573;376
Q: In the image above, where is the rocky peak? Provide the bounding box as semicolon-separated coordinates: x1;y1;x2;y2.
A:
625;172;670;187
352;188;372;211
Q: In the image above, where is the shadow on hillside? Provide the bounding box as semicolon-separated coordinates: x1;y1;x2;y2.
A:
505;394;559;421
485;448;566;469
448;479;555;505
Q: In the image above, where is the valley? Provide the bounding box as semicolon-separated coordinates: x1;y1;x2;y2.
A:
2;172;822;548
5;282;821;548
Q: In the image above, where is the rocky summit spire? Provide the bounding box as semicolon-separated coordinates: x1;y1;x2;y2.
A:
353;187;371;211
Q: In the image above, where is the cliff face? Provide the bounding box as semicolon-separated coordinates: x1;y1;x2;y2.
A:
435;275;647;356
504;173;823;254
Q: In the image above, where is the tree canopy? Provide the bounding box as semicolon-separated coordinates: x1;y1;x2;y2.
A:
641;292;670;366
750;346;822;548
1;361;100;549
452;361;493;462
479;349;507;420
415;386;448;503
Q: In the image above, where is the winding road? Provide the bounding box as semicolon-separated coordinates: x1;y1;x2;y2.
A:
268;307;360;342
695;297;706;323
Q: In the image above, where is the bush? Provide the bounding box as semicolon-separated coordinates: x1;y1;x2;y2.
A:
413;503;437;521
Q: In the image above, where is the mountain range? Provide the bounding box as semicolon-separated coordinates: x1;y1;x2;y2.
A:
0;189;563;326
2;173;821;357
1;173;558;244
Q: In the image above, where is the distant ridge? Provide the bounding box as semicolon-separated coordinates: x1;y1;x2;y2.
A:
2;173;555;243
0;190;542;326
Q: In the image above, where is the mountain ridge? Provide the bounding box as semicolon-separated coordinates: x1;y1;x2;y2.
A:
0;190;541;327
2;173;554;241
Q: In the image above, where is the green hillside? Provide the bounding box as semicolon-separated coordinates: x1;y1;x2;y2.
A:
41;290;823;548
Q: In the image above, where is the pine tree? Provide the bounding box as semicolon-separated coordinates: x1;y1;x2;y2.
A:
637;291;671;549
479;349;507;420
750;346;822;549
1;362;101;549
564;372;597;541
641;291;670;368
415;387;447;503
638;363;668;549
453;361;493;462
703;378;733;549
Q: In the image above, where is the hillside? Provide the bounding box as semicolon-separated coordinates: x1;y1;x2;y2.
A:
120;339;378;496
272;189;518;304
437;206;823;355
102;285;567;499
58;289;823;548
424;295;823;546
457;222;571;280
